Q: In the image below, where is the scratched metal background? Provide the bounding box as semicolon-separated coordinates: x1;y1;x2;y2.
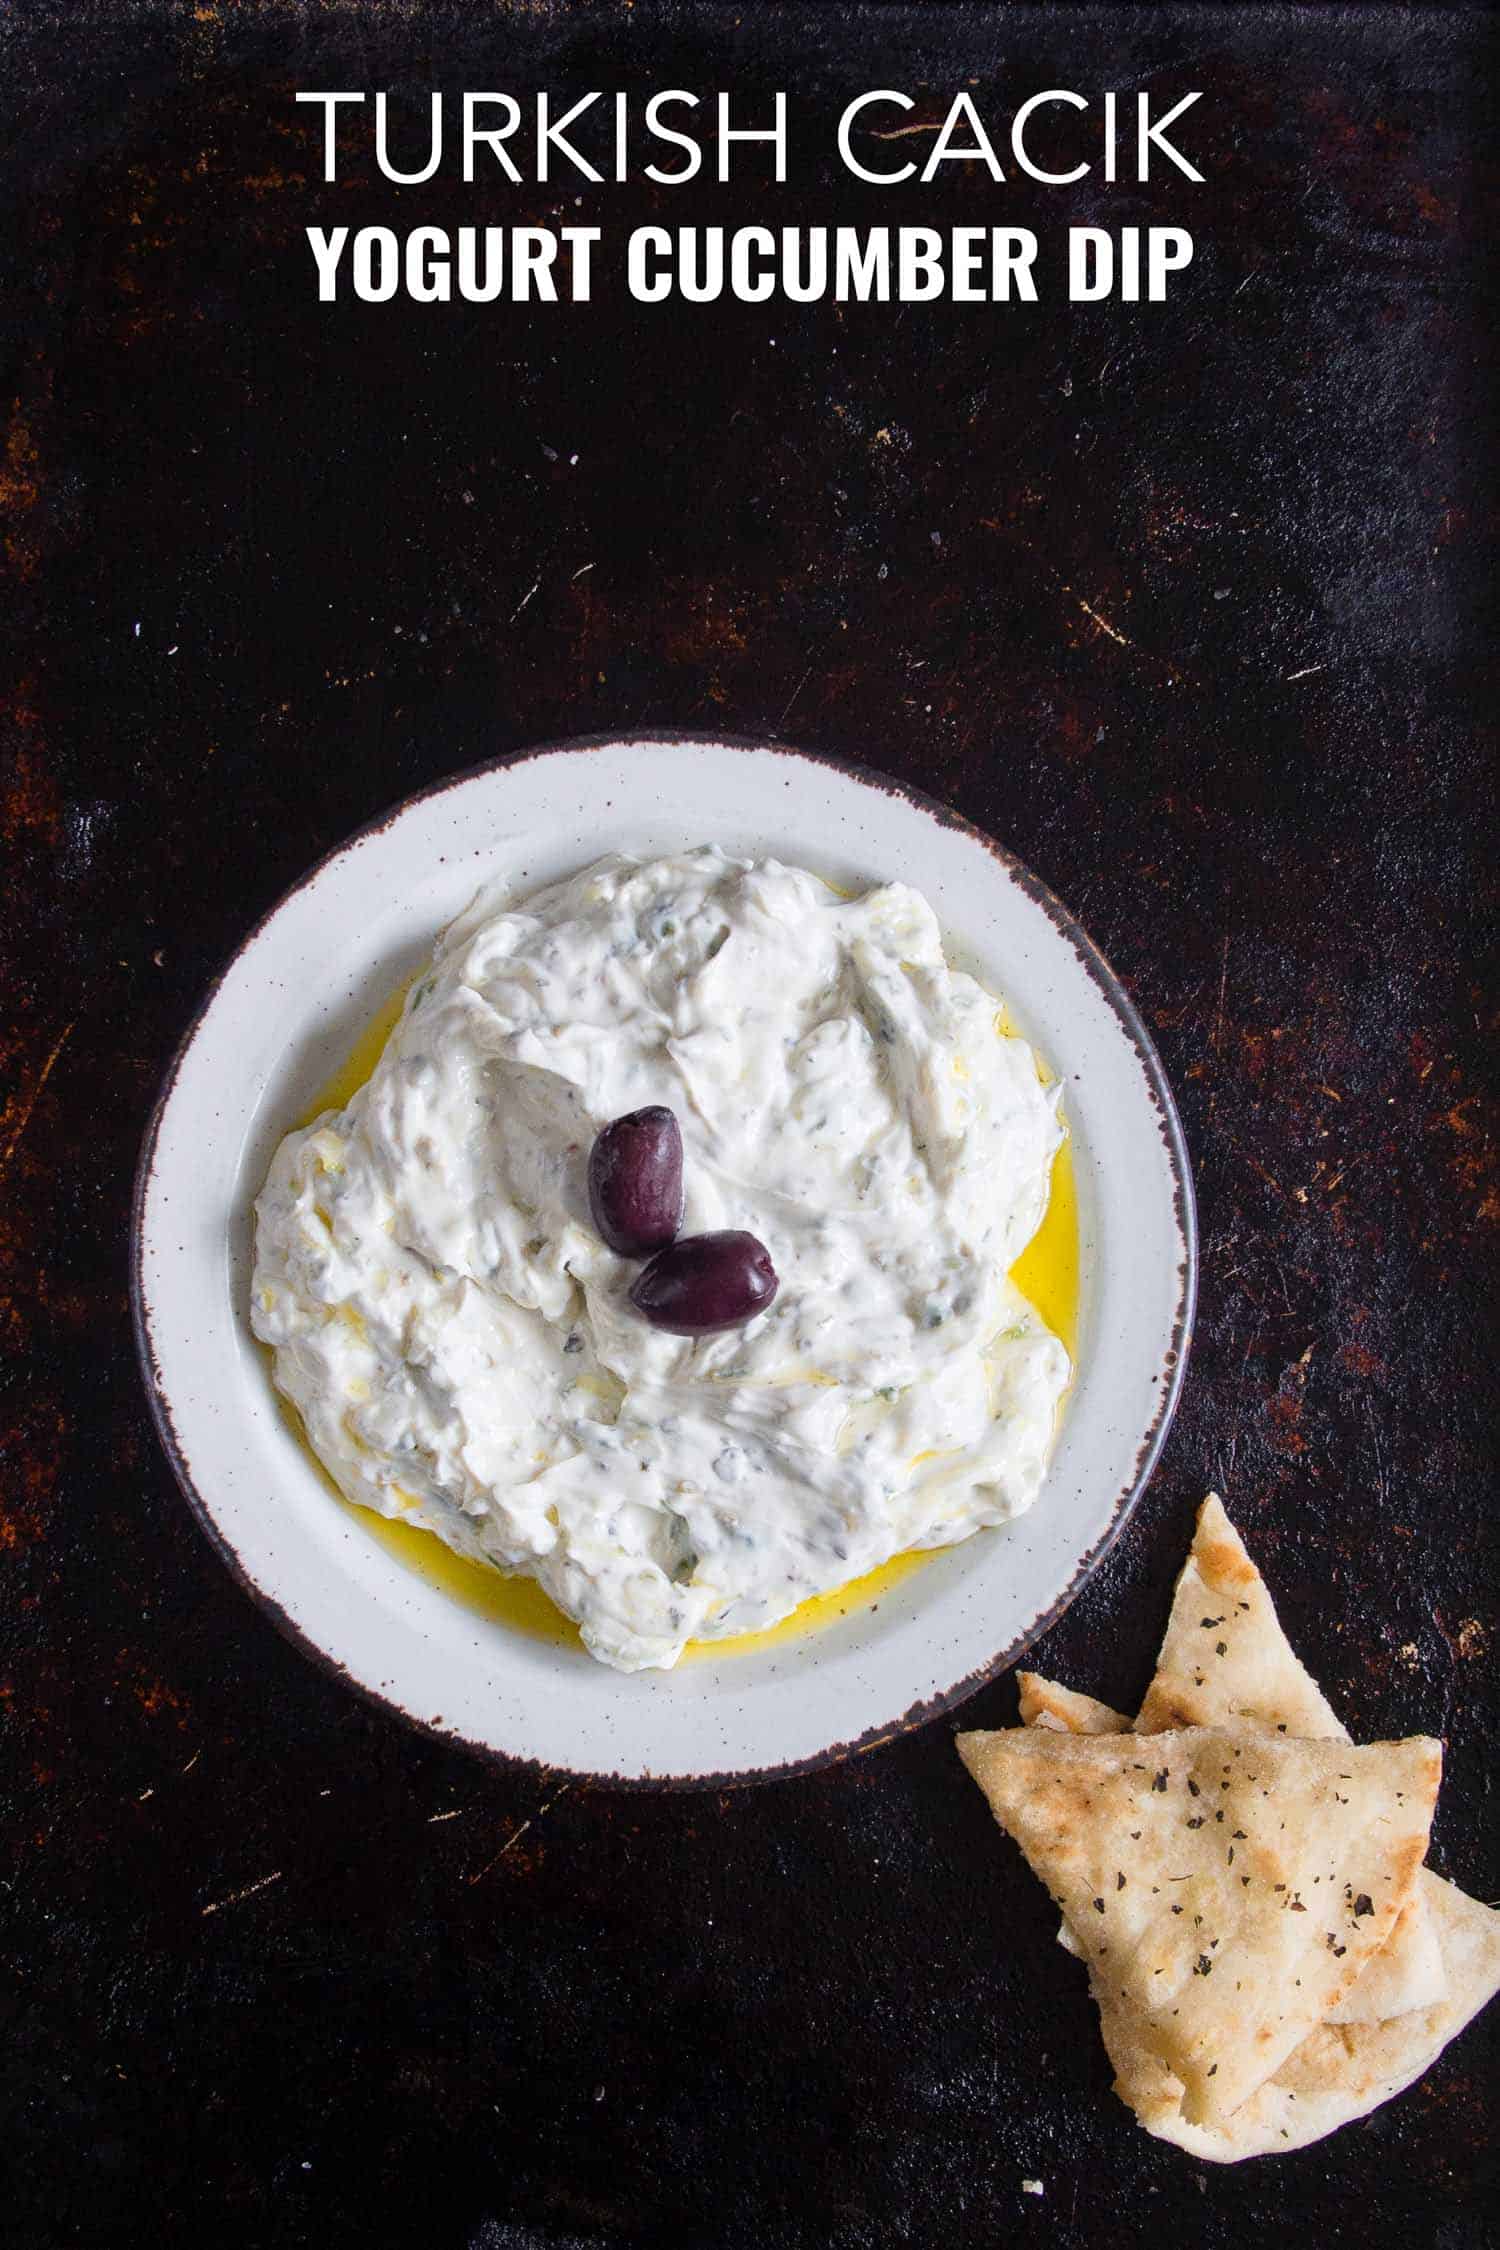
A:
1;4;1496;2245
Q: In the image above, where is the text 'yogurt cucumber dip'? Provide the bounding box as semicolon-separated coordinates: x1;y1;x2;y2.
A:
252;849;1070;1671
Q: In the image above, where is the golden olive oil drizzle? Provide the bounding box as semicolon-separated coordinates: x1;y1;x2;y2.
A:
273;974;1081;1659
1012;1129;1079;1361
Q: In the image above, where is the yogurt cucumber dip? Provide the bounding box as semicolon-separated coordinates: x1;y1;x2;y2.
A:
252;848;1071;1671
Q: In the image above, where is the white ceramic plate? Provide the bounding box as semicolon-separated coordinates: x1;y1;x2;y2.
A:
132;737;1195;1785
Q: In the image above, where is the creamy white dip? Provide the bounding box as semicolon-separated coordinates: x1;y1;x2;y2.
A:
252;849;1069;1671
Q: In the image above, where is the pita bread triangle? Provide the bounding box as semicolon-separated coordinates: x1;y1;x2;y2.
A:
1094;1861;1500;2161
1022;1499;1445;2012
956;1723;1440;2126
1137;1492;1346;1735
988;1495;1500;2158
1017;1672;1127;1735
1136;1495;1445;2022
1021;1664;1452;2001
1019;1663;1500;2156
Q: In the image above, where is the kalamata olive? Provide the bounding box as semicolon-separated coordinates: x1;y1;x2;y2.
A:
629;1230;778;1336
588;1107;684;1257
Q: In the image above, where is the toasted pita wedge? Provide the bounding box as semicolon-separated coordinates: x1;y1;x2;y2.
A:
1021;1669;1448;2008
1135;1495;1343;1737
1016;1672;1128;1735
1137;1495;1445;2022
1100;1872;1500;2160
955;1725;1440;2125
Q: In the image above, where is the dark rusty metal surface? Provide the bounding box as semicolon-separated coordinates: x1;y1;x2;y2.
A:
1;5;1495;2245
